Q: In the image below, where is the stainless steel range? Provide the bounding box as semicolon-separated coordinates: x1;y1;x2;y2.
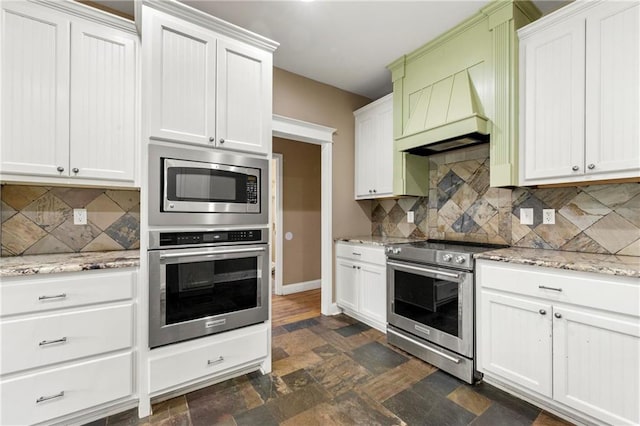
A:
385;240;507;383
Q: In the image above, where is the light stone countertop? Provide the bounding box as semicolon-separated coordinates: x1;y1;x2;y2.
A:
475;247;640;278
0;250;140;277
335;235;428;247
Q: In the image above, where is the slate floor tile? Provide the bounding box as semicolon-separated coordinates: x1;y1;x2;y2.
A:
532;411;576;426
335;322;371;337
471;382;541;422
233;404;279;426
186;381;253;426
282;318;319;332
414;369;465;396
105;408;142;426
266;383;330;422
272;328;327;355
447;385;492;416
308;352;372;397
469;403;538;426
281;368;315;391
249;372;291;403
383;387;439;424
271;346;289;362
312;343;342;359
351;341;409;374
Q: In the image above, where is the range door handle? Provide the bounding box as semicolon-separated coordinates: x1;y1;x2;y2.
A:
159;246;265;260
387;328;461;364
387;261;460;279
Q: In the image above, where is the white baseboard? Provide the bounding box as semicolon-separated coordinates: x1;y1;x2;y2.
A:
326;303;342;316
281;279;321;295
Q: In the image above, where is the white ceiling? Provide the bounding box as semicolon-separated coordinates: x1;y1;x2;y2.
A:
96;0;570;100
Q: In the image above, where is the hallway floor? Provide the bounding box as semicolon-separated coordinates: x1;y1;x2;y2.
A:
90;297;574;425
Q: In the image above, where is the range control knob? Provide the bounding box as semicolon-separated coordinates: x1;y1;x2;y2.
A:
455;256;466;264
442;254;453;262
385;247;393;254
392;248;402;255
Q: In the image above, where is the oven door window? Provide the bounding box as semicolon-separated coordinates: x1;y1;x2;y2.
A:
166;167;249;204
393;270;460;337
165;257;258;325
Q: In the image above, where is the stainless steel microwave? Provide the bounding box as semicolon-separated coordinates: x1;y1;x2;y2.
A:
149;144;268;226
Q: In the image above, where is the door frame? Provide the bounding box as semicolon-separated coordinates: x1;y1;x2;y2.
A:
272;114;338;316
271;153;284;295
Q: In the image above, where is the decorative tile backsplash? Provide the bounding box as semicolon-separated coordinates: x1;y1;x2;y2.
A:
372;145;640;256
1;185;140;256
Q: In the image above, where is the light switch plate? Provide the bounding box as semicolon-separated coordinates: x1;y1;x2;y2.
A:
407;211;415;224
543;209;555;225
520;208;534;225
73;208;87;225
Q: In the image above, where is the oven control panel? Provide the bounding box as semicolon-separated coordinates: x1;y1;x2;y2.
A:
159;230;262;247
438;252;470;267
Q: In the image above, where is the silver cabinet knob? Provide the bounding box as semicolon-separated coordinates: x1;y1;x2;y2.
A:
572;165;579;171
539;309;546;315
369;190;372;193
442;254;453;262
587;163;595;170
57;166;64;172
373;189;377;193
357;266;361;270
209;136;215;142
219;138;225;144
352;265;356;269
72;168;79;174
554;312;562;319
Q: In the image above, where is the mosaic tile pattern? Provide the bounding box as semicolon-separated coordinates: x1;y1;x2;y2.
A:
91;315;574;426
1;185;140;256
371;145;640;255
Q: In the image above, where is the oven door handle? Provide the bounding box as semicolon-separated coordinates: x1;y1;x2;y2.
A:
159;246;265;260
387;261;460;279
387;328;461;364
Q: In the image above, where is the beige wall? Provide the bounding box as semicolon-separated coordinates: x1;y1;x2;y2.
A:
273;68;373;242
273;138;321;285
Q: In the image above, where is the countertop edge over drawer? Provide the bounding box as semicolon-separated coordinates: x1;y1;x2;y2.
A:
335;236;427;247
475;247;640;278
0;250;140;277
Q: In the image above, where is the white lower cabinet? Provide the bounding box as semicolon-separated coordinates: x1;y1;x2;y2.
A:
148;323;269;396
0;268;137;426
335;242;387;332
477;260;640;426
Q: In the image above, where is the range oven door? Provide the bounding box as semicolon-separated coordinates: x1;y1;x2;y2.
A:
148;244;269;348
387;260;474;357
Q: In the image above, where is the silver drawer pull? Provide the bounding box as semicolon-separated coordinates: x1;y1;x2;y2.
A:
36;391;64;404
414;324;431;336
39;337;67;347
538;285;562;292
205;319;226;328
207;356;224;366
38;293;67;301
352;252;361;256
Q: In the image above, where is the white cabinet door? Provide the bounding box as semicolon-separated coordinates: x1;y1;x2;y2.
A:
216;39;271;155
147;12;216;146
553;306;640;426
355;113;377;198
374;101;394;196
521;17;585;183
0;2;70;177
479;290;553;398
585;2;640;178
336;259;359;312
359;263;387;328
69;21;136;182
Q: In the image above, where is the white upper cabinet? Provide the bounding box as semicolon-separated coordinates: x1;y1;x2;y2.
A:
519;1;639;185
144;7;275;155
1;2;70;178
354;94;394;199
70;21;136;182
147;13;217;146
0;1;138;187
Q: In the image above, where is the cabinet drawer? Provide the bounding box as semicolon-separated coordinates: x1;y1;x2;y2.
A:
1;269;134;317
0;352;132;426
336;243;385;265
477;261;639;316
149;326;268;395
1;304;133;375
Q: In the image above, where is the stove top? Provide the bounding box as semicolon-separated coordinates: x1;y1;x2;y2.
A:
385;239;509;271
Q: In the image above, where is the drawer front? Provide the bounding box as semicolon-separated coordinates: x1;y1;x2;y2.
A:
1;352;132;426
149;326;268;394
477;260;640;316
1;269;134;317
1;304;133;375
336;242;386;265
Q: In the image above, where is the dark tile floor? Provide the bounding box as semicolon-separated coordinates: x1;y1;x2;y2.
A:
89;315;574;426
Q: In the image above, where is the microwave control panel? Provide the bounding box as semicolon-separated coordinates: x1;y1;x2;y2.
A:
159;230;262;247
247;176;258;204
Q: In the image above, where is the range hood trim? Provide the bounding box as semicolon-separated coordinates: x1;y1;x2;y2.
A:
396;114;489;153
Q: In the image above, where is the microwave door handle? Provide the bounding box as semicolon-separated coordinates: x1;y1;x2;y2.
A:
159;246;265;260
386;261;460;280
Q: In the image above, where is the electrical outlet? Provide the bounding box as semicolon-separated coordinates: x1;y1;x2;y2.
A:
407;211;415;224
73;208;87;225
520;208;534;225
543;209;555;225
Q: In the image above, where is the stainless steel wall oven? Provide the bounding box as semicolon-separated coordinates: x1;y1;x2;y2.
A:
148;143;269;226
148;229;269;348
